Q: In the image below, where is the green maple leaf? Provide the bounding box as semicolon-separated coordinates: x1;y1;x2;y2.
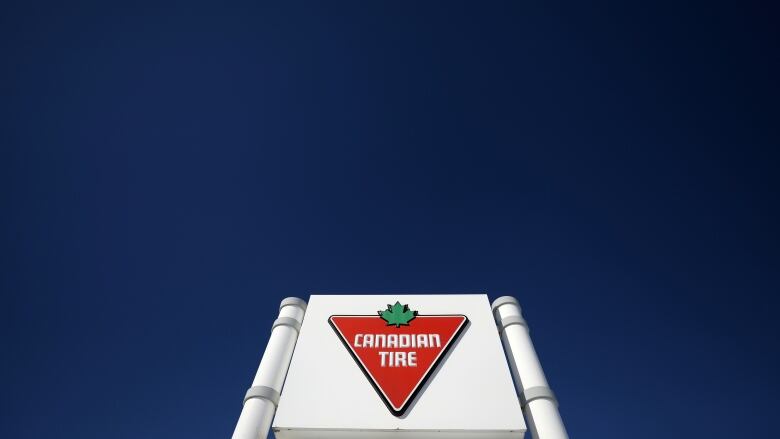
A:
379;301;417;327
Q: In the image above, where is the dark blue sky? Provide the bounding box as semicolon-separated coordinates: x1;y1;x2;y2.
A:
2;1;778;438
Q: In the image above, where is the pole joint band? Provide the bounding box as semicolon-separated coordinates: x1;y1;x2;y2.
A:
243;385;280;407
491;296;521;313
272;317;301;333
498;315;528;332
519;386;557;407
280;297;307;312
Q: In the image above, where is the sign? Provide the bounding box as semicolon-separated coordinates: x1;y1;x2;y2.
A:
329;302;468;415
272;295;525;439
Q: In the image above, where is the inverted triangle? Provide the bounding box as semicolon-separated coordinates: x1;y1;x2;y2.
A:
329;314;468;416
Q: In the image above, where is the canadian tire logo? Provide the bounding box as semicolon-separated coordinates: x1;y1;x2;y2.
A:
329;302;468;416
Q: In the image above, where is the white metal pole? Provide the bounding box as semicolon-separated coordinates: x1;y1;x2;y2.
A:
492;296;568;439
232;297;307;439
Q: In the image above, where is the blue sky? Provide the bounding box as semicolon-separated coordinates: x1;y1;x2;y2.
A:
1;1;778;438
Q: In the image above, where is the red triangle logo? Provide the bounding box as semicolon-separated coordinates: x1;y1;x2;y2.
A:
329;306;468;416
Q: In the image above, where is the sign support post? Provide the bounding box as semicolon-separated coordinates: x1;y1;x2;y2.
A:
232;297;307;439
492;296;569;439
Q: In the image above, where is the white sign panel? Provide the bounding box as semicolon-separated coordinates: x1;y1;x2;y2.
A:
272;294;526;439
